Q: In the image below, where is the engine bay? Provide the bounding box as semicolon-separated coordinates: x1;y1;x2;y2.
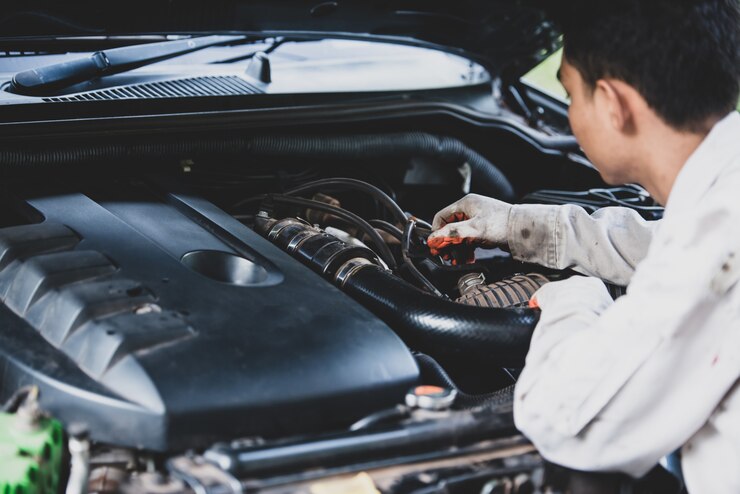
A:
0;130;664;494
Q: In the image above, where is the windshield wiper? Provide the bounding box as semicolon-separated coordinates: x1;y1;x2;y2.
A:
10;34;245;96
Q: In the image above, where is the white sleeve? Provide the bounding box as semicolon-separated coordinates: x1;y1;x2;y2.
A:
513;202;740;477
507;204;658;285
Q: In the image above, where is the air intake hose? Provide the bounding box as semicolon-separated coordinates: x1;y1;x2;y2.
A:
245;133;515;201
260;216;538;367
0;133;515;201
341;265;538;368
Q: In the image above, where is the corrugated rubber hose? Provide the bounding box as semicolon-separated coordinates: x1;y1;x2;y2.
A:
0;133;515;201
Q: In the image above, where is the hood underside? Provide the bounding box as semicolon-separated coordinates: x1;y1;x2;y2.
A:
0;0;560;76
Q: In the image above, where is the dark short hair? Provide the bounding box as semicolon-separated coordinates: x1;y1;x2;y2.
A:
550;0;740;132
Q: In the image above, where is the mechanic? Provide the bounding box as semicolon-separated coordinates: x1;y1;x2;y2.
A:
427;0;740;492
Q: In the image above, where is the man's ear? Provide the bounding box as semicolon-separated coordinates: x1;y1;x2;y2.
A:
594;79;637;134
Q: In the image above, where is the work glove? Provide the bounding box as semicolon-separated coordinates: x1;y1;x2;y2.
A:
428;194;513;264
528;276;613;312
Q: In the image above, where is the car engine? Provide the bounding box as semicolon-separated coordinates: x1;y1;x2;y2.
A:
0;130;665;494
0;190;419;451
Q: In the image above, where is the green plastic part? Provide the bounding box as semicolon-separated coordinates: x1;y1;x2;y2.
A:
0;412;64;494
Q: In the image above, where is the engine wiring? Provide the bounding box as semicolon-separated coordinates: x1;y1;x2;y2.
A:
369;219;403;240
284;177;408;225
233;177;475;295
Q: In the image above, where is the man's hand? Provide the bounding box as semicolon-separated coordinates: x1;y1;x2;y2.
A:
529;276;613;314
428;194;513;262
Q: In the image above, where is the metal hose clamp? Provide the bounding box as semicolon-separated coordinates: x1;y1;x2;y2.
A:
334;258;374;287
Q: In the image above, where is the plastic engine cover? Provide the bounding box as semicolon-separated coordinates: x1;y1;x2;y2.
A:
0;190;418;451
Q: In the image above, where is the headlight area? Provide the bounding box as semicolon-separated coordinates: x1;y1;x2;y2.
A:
0;131;660;494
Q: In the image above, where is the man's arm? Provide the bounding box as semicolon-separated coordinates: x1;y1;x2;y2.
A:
513;202;740;476
429;195;658;286
507;204;658;285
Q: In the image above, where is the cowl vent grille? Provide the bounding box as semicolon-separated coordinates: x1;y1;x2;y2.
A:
42;76;262;102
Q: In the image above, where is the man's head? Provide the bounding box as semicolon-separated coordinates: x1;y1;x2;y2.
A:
550;0;740;188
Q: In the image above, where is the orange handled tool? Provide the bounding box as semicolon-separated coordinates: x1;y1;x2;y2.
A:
427;212;477;265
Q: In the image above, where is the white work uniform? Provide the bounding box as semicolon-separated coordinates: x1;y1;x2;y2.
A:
509;111;740;493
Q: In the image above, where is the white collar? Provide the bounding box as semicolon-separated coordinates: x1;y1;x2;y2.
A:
663;112;740;218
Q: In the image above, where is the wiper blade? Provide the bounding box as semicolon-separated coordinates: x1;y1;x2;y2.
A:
10;35;245;96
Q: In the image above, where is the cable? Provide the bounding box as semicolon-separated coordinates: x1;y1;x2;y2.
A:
262;194;398;270
369;219;403;240
284;177;408;225
401;220;445;297
410;217;433;230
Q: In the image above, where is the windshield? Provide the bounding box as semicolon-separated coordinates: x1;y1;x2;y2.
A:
0;36;491;100
520;48;567;103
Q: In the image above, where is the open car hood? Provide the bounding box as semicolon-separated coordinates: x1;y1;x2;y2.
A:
0;0;560;76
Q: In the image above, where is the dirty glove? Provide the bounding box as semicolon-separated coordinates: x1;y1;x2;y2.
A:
528;276;613;315
428;194;512;263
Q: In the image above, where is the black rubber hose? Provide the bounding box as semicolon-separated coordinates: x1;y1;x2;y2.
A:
413;353;514;410
369;219;403;240
250;133;516;201
343;266;538;368
0;133;515;200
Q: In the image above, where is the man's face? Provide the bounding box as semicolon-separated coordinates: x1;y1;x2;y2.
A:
559;57;635;185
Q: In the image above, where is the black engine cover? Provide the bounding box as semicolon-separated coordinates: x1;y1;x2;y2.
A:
0;190;418;450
